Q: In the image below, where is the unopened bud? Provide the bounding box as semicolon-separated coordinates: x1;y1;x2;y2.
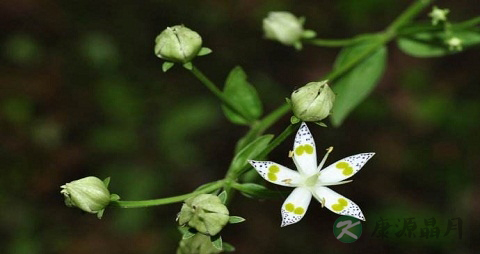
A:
61;176;111;217
291;80;335;122
155;25;202;63
177;233;222;254
263;12;315;50
177;194;229;236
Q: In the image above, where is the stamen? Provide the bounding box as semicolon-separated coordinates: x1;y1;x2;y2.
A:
288;150;294;158
321;180;353;186
282;179;292;184
317;146;333;171
320;198;326;208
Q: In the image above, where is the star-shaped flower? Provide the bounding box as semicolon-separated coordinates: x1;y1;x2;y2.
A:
248;122;374;227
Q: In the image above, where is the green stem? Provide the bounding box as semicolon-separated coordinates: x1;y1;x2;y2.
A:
304;33;378;47
324;0;434;82
386;0;435;34
233;123;298;177
111;180;224;208
324;34;387;82
189;64;254;122
236;103;290;153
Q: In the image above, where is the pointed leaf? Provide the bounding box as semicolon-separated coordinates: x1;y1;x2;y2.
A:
218;191;227;204
222;242;236;252
210;235;222;250
233;183;287;199
198;47;212;56
97;209;105;219
331;42;387;126
182;228;196;239
162;62;174;72
110;194;120;201
222;66;263;125
228;216;246;224
229;135;273;174
103;177;111;187
183;62;193;70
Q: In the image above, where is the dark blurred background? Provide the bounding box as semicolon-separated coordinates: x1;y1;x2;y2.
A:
1;0;479;253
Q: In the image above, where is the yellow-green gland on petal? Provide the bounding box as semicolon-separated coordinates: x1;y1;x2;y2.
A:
263;12;304;46
291;81;335;122
154;25;202;63
60;176;111;215
178;194;229;236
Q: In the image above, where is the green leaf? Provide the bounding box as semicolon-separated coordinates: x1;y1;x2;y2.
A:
110;194;120;201
97;209;105;219
228;216;246;224
103;177;111;187
290;115;300;124
222;66;263;125
210;235;222;250
233;183;286;199
182;228;196;239
228;135;273;174
222;242;235;252
331;42;387;126
218;191;227;204
162;61;174;72
397;29;480;57
183;62;193;70
198;47;212;56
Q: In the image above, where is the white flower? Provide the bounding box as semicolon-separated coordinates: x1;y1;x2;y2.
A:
249;122;374;227
447;37;463;51
428;6;449;26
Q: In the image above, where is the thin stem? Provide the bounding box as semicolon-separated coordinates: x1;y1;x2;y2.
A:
234;123;299;177
324;0;434;82
111;180;224;208
236;103;290;153
324;35;387;82
304;33;378;47
386;0;435;34
189;64;254;122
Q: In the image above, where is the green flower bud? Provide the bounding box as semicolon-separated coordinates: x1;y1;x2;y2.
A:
154;25;202;63
291;80;335;122
263;12;315;50
60;176;111;216
177;233;222;254
178;194;229;236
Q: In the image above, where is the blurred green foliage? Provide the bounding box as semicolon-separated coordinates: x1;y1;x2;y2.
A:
1;0;479;253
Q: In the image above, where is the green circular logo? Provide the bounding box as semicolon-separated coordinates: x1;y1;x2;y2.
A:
333;216;362;243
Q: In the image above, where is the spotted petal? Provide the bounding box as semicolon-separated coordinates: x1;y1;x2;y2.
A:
248;160;301;187
313;186;365;221
293;122;317;176
319;153;374;183
281;187;312;227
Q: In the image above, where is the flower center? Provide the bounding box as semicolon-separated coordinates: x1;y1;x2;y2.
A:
305;173;319;187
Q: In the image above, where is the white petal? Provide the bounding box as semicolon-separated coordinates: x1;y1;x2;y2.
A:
313;186;365;221
248;160;301;187
281;187;312;227
293;122;317;176
319;153;374;183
